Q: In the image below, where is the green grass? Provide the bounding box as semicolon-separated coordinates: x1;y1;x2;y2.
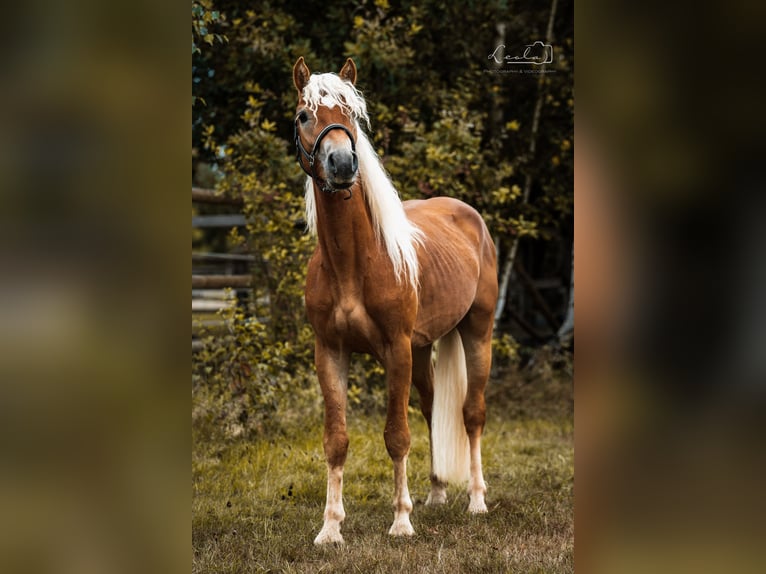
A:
193;371;573;573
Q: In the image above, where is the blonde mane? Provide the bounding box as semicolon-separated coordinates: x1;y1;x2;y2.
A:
302;72;422;289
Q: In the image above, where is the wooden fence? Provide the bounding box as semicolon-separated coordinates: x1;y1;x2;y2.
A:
192;187;253;345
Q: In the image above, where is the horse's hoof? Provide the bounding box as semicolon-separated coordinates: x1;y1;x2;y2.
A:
314;529;344;545
425;490;448;505
388;520;415;537
468;499;488;514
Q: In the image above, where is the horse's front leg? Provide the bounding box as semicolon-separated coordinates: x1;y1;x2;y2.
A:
383;338;415;537
314;341;350;545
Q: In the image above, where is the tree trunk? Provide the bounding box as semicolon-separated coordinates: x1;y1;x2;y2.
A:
557;242;574;345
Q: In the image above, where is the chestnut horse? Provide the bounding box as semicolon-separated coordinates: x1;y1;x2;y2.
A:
293;57;498;544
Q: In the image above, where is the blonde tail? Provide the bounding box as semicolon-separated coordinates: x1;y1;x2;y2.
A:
430;329;471;483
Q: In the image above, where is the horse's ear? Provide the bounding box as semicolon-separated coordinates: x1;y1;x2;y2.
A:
293;57;311;93
339;58;357;85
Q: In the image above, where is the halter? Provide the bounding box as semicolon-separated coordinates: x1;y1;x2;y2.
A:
294;115;357;199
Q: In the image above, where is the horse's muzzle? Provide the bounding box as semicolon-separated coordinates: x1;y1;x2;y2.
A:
327;150;358;188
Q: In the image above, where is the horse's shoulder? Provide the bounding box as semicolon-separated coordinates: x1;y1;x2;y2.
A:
305;251;332;305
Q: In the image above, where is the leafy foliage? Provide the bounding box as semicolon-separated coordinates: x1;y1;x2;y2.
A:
191;0;226;55
192;294;321;438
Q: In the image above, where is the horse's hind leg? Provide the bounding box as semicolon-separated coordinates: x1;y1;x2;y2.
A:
458;308;493;514
412;344;448;505
314;341;350;545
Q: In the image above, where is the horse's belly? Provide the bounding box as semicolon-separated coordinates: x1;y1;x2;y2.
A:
412;296;473;347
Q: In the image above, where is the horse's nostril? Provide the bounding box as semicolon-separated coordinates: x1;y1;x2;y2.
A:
328;153;337;174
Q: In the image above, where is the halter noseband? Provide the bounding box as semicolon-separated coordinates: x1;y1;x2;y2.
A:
294;115;357;199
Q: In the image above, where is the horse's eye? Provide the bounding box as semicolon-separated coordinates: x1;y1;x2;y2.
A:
298;110;309;123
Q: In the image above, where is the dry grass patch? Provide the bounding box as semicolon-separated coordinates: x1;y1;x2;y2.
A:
193;369;573;573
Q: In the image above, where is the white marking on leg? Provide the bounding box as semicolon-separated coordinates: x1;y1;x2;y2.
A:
314;465;345;544
467;436;488;514
388;456;415;536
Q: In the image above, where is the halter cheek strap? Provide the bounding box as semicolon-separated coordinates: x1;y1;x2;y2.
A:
294;118;357;199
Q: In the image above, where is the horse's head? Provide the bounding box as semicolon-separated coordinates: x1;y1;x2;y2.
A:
293;57;360;193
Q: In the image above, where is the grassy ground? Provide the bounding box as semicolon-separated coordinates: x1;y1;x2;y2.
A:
193;365;573;573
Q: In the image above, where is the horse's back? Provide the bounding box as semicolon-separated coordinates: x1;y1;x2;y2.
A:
404;197;497;346
404;196;495;271
405;197;488;244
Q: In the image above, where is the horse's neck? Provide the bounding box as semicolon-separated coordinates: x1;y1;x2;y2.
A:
313;181;379;287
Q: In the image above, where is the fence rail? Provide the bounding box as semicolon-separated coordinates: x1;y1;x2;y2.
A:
192;186;244;206
192;274;252;289
192;252;256;263
192;214;247;228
